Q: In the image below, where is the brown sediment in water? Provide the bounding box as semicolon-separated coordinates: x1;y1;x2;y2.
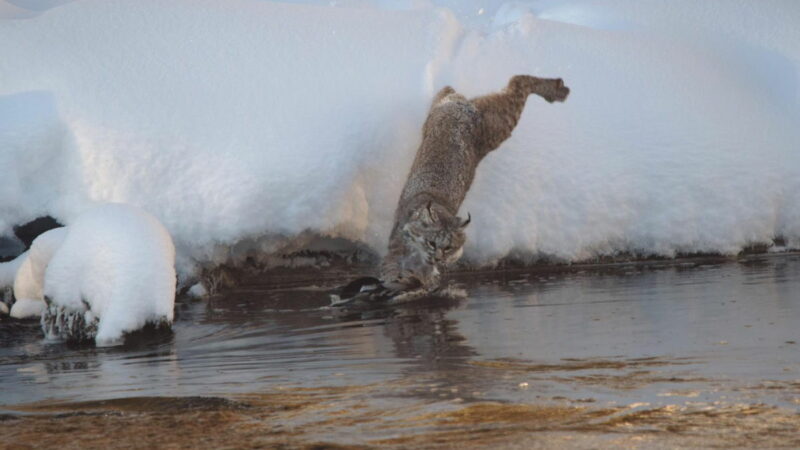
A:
2;388;372;450
410;402;618;426
372;401;800;448
13;396;247;414
4;386;800;449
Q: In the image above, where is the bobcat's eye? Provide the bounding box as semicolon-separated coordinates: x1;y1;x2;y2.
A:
427;240;436;249
443;246;452;252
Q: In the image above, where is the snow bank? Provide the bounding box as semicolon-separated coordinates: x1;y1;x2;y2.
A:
451;2;800;261
0;0;798;277
0;0;461;277
40;203;176;346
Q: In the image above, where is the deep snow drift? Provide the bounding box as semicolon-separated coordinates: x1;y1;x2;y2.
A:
1;0;798;281
0;203;176;346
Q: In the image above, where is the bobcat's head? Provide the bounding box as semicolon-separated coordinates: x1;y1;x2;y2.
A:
403;202;470;266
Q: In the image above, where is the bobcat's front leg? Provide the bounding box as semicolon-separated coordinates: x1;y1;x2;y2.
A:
509;75;570;103
472;74;570;156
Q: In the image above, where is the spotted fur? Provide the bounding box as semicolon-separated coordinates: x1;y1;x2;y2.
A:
381;75;569;291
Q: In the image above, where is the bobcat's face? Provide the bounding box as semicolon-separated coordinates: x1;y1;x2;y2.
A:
403;203;469;266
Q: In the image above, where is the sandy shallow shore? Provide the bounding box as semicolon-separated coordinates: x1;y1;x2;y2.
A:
4;382;799;449
2;253;800;448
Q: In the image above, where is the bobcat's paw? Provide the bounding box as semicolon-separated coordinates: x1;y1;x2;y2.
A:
545;78;570;103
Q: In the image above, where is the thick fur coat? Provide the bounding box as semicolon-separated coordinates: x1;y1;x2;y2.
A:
381;75;570;290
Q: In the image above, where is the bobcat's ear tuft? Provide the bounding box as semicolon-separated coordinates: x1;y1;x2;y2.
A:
460;213;471;228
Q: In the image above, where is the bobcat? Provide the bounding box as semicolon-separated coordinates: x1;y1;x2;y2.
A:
380;75;569;292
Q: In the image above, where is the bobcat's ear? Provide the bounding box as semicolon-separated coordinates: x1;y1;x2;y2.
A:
460;213;471;229
423;201;439;224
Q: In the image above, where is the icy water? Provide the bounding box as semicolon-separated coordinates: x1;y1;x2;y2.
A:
2;254;800;447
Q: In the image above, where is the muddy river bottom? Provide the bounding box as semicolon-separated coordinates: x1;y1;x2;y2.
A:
2;254;800;448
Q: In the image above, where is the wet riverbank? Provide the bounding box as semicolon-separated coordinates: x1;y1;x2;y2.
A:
2;253;800;448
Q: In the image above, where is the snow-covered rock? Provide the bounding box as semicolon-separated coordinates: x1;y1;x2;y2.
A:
40;203;177;346
0;0;798;278
0;203;176;345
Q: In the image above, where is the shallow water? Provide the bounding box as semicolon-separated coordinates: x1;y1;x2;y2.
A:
2;254;800;446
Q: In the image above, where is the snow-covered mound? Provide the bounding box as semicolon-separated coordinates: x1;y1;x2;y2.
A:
41;203;177;346
1;0;798;278
0;203;176;346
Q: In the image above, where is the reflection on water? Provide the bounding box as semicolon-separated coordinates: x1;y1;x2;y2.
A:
2;254;800;412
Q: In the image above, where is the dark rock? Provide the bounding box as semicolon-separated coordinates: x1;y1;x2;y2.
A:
13;216;63;249
0;236;25;262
